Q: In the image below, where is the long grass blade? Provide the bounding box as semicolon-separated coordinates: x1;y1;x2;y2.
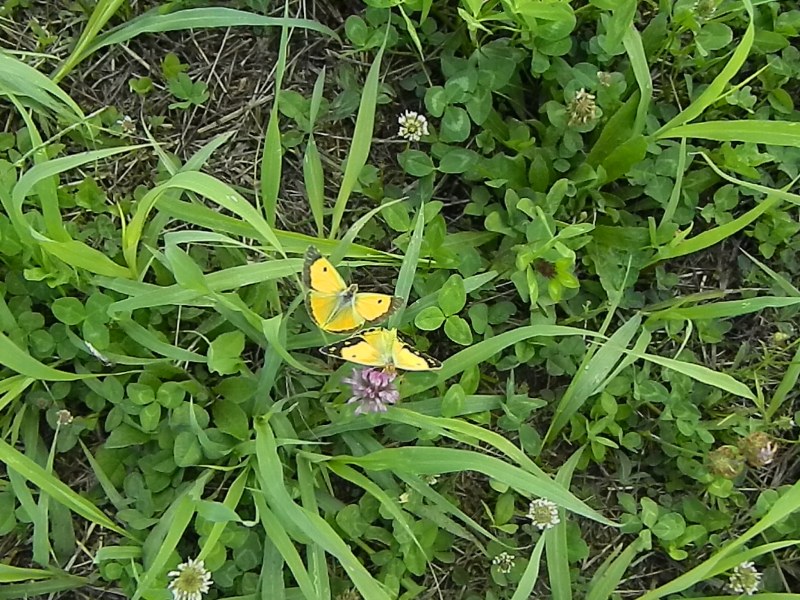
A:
654;0;754;135
510;535;546;600
52;0;125;82
254;419;392;599
333;446;613;525
0;438;128;537
329;28;388;238
545;315;641;445
401;325;605;397
75;8;336;74
622;24;652;136
659;120;800;145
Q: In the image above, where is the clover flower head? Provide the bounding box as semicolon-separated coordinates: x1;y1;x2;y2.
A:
492;551;516;574
398;110;429;142
116;115;136;134
56;409;74;426
597;71;614;87
707;445;745;479
343;367;399;415
693;0;719;21
168;557;212;600
739;432;778;468
727;561;761;596
527;499;560;530
567;88;598;126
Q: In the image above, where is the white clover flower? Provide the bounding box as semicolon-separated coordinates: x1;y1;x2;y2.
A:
56;409;73;426
397;110;429;142
168;557;212;600
527;499;560;530
492;551;516;574
116;115;136;134
567;89;598;126
727;561;762;596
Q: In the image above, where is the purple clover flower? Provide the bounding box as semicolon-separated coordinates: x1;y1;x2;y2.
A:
343;367;399;415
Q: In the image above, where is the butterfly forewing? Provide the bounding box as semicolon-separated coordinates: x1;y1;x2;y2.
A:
304;246;347;294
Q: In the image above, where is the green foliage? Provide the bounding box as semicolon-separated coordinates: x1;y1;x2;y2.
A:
2;0;800;599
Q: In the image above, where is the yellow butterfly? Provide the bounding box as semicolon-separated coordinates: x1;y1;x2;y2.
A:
303;246;402;334
320;327;442;372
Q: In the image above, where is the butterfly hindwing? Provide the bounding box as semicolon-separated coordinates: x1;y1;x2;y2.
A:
320;330;385;367
354;293;403;325
391;334;442;371
321;328;441;371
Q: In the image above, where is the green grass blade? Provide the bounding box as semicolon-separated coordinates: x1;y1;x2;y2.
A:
654;0;754;135
304;67;328;231
622;24;652;136
124;171;285;275
545;448;583;600
635;349;753;399
254;419;392;600
329;30;387;238
296;457;330;600
304;138;326;237
659;120;800;145
0;574;88;599
741;249;800;297
697;151;800;208
133;491;199;600
401;325;605;397
545;315;641;445
510;535;546;600
639;473;800;600
0;564;53;583
198;468;249;562
252;492;319;600
0;332;90;381
334;447;613;525
0;437;128;537
76;8;336;73
649;193;782;265
766;343;800;421
260;4;289;226
0;376;34;414
659;137;688;229
117;318;207;363
52;0;125;82
386;408;548;478
78;440;127;512
0;52;85;122
585;535;647;600
649;297;800;321
388;203;426;328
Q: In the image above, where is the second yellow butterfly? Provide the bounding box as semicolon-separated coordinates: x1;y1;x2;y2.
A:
303;246;402;334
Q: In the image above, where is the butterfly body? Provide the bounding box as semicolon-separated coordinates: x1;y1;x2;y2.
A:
303;247;401;333
320;328;442;372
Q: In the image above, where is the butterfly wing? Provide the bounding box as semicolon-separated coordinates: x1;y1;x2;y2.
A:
320;300;364;333
353;293;403;326
303;246;346;294
391;332;442;371
320;328;388;367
